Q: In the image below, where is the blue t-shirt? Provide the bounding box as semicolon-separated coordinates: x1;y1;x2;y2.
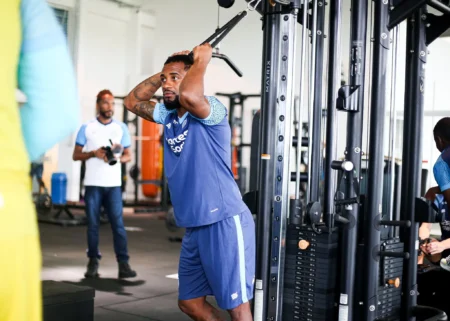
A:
434;147;450;193
154;96;248;227
433;147;450;240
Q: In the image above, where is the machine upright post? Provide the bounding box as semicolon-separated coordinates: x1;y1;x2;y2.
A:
324;0;342;229
363;0;390;319
254;2;280;320
339;0;368;320
308;0;326;203
266;2;299;319
400;8;427;321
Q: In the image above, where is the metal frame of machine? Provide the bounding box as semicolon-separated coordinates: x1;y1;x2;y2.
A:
229;0;450;320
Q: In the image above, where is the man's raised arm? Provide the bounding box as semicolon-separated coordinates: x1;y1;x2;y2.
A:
123;73;162;122
178;44;212;119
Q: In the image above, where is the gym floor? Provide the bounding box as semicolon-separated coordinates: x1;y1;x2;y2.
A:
39;210;229;321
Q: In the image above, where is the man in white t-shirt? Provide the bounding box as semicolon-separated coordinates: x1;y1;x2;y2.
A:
72;89;137;279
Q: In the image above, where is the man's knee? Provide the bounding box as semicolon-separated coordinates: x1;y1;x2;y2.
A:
87;219;99;230
178;299;196;315
228;301;252;321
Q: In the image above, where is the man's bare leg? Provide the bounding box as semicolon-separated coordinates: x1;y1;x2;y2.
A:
179;297;225;321
228;302;253;321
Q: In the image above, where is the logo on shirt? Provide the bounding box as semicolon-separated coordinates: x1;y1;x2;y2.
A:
166;123;172;129
166;130;189;154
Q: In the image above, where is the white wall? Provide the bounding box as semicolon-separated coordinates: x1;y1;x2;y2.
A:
419;37;450;188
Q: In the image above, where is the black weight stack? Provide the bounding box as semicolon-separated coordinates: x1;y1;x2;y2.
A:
377;238;404;321
283;224;339;321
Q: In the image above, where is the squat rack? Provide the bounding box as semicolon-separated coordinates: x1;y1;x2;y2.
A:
216;92;260;194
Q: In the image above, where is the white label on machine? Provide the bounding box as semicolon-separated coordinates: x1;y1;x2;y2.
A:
340;294;348;305
256;279;263;290
261;154;271;160
416;239;419;250
254;289;264;321
339;305;349;321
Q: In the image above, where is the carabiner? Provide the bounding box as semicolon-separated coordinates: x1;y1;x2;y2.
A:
247;0;262;11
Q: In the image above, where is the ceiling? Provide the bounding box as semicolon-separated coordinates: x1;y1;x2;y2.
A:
107;0;450;37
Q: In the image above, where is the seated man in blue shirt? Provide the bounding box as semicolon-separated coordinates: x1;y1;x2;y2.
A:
124;45;255;321
420;117;450;271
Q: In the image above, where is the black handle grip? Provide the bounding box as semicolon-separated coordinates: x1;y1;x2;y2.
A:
379;220;411;228
213;53;243;77
380;251;410;260
335;214;350;224
290;172;308;182
331;160;354;172
335;197;358;206
292;136;309;147
331;160;343;170
186;52;243;77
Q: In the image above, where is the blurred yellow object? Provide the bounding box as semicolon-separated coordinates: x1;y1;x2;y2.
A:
0;1;42;320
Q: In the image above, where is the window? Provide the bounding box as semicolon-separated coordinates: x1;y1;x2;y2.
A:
52;7;69;37
49;5;76;62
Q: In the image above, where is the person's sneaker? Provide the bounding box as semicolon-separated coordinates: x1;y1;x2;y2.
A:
118;262;137;279
440;255;450;272
84;258;99;278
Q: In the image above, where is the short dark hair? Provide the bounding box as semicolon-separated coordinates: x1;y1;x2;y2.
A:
164;54;193;70
96;89;113;103
434;117;450;141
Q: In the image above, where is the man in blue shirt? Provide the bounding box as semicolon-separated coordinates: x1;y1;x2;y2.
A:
419;117;450;271
124;45;255;321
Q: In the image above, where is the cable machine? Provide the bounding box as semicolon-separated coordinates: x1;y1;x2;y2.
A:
219;0;450;320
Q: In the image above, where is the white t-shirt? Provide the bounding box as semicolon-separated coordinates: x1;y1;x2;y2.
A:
75;118;131;187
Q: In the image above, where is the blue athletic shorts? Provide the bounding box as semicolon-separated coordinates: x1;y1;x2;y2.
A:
178;209;255;310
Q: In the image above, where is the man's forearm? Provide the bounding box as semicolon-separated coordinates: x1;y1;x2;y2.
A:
131;73;162;102
73;150;95;161
419;223;432;240
179;61;207;103
441;238;450;250
124;73;162;122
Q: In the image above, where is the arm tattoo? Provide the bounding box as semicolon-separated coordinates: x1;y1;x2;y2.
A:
133;76;161;101
132;101;156;122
